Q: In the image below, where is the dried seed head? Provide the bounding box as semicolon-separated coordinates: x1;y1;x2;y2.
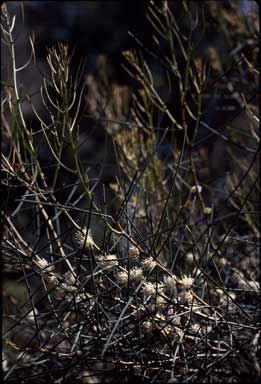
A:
45;274;59;286
166;275;176;292
179;289;194;304
117;270;129;285
128;245;140;259
191;184;202;194
142;257;156;272
179;275;194;290
130;267;143;282
142;320;154;333
34;256;55;273
143;282;164;298
154;312;165;323
60;282;78;292
75;227;100;250
64;270;77;286
97;254;118;269
190;323;202;334
147;296;166;312
156;295;166;309
143;282;156;298
161;324;177;336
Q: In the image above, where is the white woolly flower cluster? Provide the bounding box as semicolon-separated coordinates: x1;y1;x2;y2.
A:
165;275;176;292
143;282;164;298
143;282;156;298
64;270;77;286
179;275;194;290
128;245;140;259
75;227;100;250
117;270;129;285
34;256;55;274
142;320;154;333
116;267;144;285
129;267;143;282
142;257;157;272
191;184;202;194
179;290;193;304
97;254;118;269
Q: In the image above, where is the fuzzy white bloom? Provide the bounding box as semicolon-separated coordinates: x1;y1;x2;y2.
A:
143;282;156;298
191;184;202;194
142;320;154;333
154;312;165;323
156;295;166;309
166;275;176;292
117;270;129;285
179;275;194;290
45;274;59;286
64;270;77;286
179;289;194;304
128;245;140;259
217;257;227;267
74;292;92;304
143;282;164;298
171;316;181;326
142;257;156;272
148;296;166;312
59;272;78;292
185;252;194;264
34;256;55;273
161;324;178;337
203;206;212;215
60;282;78;292
190;323;202;334
97;254;118;269
75;227;100;250
130;267;143;282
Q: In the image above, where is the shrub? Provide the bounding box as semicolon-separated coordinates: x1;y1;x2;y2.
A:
2;2;259;383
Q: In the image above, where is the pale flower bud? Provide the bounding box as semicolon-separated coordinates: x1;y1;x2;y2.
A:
191;185;202;194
